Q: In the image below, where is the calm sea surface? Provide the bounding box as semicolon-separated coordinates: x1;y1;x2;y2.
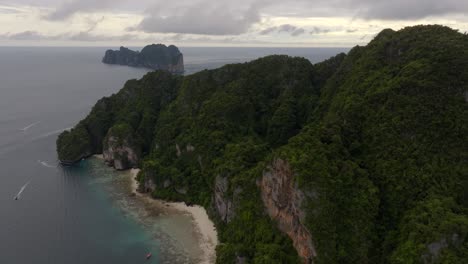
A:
0;46;348;263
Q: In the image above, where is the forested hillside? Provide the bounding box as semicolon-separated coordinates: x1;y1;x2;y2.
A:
57;25;468;263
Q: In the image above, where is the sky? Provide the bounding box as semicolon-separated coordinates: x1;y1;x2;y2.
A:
0;0;467;47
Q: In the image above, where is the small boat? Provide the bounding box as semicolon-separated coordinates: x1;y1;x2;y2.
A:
146;253;152;260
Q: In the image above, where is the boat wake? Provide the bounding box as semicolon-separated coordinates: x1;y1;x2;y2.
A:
14;181;30;200
34;127;73;140
38;160;56;168
0;127;74;158
19;121;40;132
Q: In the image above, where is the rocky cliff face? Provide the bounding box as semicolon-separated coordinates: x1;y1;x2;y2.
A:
169;54;184;73
102;44;184;73
138;173;156;193
102;125;140;170
258;158;316;263
102;47;141;67
214;175;240;223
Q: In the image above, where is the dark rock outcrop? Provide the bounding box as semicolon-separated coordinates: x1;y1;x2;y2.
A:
102;44;184;73
102;124;141;170
139;174;156;193
214;175;239;223
235;255;247;264
422;233;463;264
258;158;316;263
175;187;188;195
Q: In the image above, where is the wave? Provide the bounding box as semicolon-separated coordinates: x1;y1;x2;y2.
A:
38;160;56;168
33;127;73;140
0;126;73;158
14;181;30;200
19;121;40;132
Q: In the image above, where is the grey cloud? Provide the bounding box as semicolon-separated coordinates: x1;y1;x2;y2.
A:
309;27;331;35
84;16;105;33
0;30;145;42
291;28;305;36
259;27;278;35
133;1;261;35
263;0;468;20
67;32;141;42
278;24;298;33
346;28;358;33
19;0;468;22
2;1;63;7
0;6;23;14
170;34;185;42
1;30;252;45
45;0;123;20
11;0;468;36
352;0;468;20
259;24;306;36
167;34;221;43
4;31;51;40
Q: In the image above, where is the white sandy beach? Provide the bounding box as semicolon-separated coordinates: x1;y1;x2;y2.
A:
92;154;218;263
127;168;218;264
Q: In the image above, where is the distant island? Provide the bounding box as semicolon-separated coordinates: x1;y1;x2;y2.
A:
102;44;184;73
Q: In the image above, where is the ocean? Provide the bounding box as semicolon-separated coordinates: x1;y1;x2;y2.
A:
0;46;348;263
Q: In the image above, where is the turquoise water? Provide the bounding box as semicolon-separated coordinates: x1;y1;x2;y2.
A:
67;160;161;264
82;158;201;264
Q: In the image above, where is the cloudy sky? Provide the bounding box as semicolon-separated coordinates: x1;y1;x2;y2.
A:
1;0;467;47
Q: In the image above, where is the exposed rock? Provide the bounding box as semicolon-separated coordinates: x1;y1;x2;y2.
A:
235;255;247;264
136;170;156;194
176;187;188;194
214;175;238;223
186;144;195;152
424;239;448;264
102;124;140;170
197;155;203;170
140;175;156;193
163;179;172;188
258;158;316;263
102;44;184;73
422;233;463;264
176;143;182;157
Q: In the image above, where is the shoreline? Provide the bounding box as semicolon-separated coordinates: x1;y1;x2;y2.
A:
127;169;218;264
93;155;218;263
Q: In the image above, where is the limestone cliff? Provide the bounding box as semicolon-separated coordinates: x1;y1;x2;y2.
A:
102;44;184;73
138;172;157;193
422;233;463;264
102;124;141;170
214;175;240;223
258;158;316;263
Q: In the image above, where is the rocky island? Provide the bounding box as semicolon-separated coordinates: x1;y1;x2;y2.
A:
102;44;184;73
58;26;468;263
